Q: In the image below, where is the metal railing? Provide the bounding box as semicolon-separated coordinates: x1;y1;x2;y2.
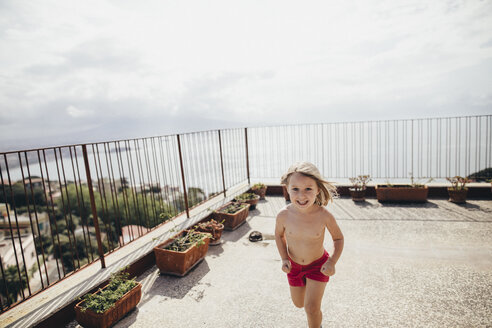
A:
248;115;492;181
0;115;490;312
0;129;248;312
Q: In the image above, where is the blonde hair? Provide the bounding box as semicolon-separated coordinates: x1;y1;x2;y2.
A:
281;162;338;206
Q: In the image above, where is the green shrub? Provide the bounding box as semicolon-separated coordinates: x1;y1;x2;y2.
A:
79;269;137;314
251;183;266;190
163;230;209;252
218;202;247;214
235;193;258;201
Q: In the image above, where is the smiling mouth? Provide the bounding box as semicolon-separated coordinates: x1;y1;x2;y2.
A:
297;200;308;206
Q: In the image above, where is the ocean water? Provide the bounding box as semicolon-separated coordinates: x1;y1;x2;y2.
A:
2;117;491;195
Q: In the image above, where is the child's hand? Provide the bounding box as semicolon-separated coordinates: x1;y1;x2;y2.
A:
281;259;291;273
321;260;335;276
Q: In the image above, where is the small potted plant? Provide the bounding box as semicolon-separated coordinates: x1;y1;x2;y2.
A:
154;229;211;276
349;175;371;202
75;268;142;328
251;183;267;199
194;219;225;245
213;202;250;230
446;176;470;203
234;192;260;210
375;174;432;203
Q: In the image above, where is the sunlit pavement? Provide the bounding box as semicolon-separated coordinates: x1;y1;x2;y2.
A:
67;196;492;328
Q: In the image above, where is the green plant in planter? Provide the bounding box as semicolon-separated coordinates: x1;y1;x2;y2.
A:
194;219;224;233
194;219;225;245
446;176;469;190
218;202;248;214
251;183;266;191
153;229;211;276
251;183;267;199
213;201;250;231
163;229;210;252
446;176;470;203
376;175;431;202
234;192;260;210
349;175;371;191
409;173;433;188
348;175;371;202
79;269;137;314
235;192;258;201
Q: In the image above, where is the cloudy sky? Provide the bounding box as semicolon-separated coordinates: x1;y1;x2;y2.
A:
0;0;491;151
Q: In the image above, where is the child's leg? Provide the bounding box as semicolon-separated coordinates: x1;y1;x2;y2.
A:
304;278;327;328
289;285;306;308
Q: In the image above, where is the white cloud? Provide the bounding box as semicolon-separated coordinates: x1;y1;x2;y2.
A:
66;105;94;118
0;0;491;151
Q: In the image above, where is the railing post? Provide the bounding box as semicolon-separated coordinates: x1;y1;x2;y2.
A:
245;128;250;185
82;145;106;269
176;135;190;218
218;130;226;197
411;119;414;178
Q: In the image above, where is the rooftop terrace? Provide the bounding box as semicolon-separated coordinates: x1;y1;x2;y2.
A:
0;115;491;327
58;195;491;328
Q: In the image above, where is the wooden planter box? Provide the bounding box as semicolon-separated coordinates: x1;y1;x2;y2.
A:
349;188;366;202
75;282;142;328
375;185;429;202
448;188;468;203
195;223;224;245
154;231;210;276
234;194;260;210
214;202;250;230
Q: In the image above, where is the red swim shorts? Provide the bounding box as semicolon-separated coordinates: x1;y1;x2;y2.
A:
287;250;330;287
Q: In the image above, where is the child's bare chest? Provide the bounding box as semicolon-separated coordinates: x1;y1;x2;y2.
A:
284;215;325;241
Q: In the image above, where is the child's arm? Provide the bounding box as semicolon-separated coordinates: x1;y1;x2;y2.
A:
321;210;344;276
275;210;291;273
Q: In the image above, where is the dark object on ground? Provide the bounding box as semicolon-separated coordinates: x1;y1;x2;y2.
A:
249;231;263;242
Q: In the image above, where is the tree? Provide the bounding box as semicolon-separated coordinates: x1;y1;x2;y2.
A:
52;216;81;236
0;265;28;304
187;187;206;207
0;182;46;209
52;234;96;273
55;184;95;223
52;182;179;254
468;167;492;181
34;234;53;255
174;187;206;212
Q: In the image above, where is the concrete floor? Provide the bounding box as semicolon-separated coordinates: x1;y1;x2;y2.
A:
68;197;492;328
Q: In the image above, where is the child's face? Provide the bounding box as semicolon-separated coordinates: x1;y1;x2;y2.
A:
287;172;320;210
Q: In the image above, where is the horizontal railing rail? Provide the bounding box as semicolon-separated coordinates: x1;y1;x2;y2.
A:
0;114;490;313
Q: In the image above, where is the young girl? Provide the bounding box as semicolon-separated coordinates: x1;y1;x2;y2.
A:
275;162;344;328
